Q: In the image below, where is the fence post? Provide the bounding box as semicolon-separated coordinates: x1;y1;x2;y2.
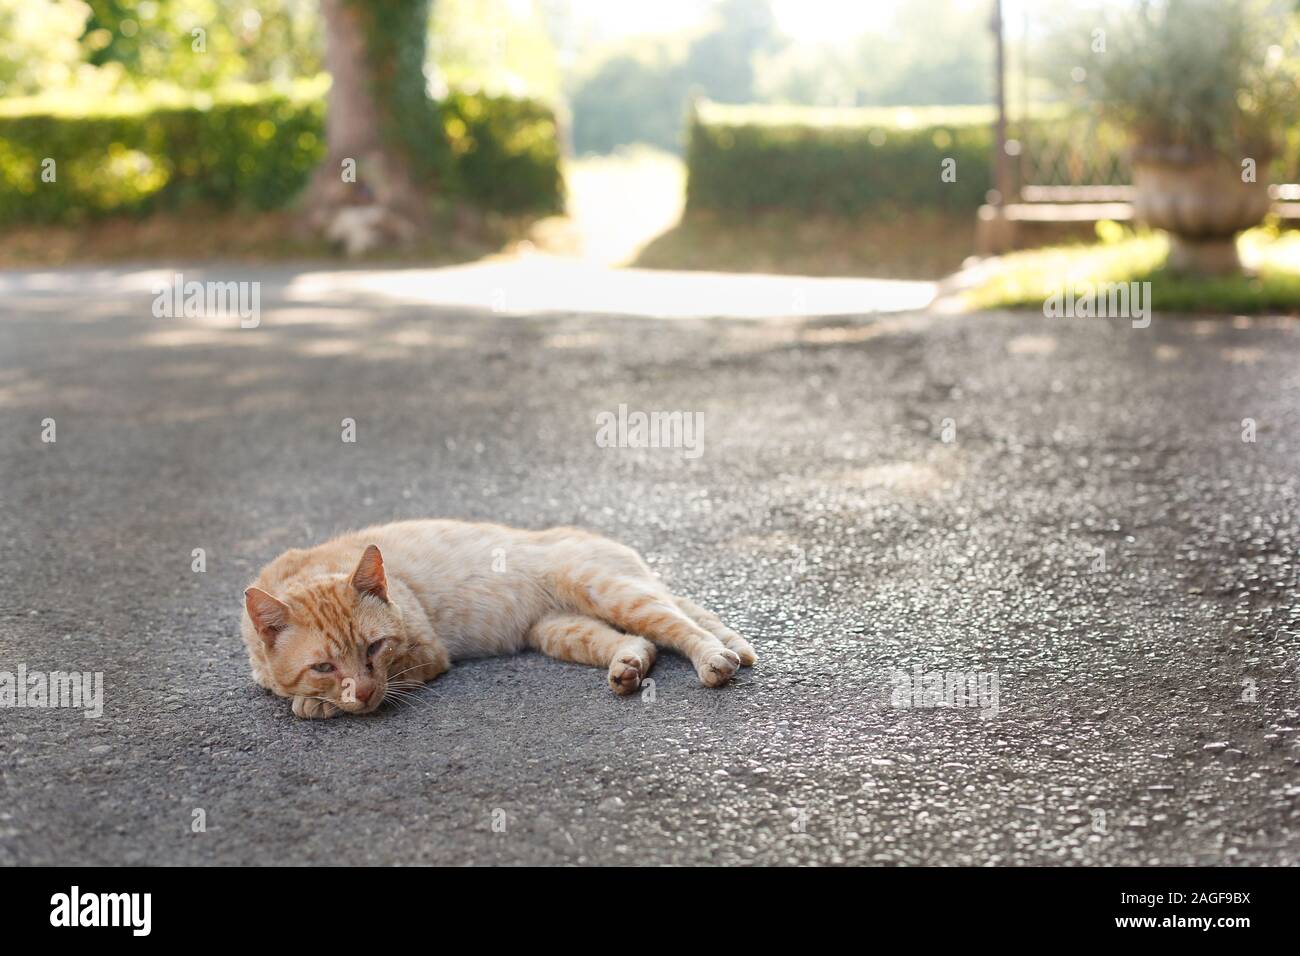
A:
992;0;1012;205
976;0;1018;254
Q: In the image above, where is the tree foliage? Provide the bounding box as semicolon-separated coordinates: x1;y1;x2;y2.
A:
75;0;322;90
0;0;100;97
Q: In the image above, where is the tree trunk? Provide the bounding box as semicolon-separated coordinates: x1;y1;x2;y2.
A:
302;0;443;254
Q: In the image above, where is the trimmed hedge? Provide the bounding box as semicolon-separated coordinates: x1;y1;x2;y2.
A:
687;100;1300;214
0;77;563;225
441;89;564;215
685;101;1123;214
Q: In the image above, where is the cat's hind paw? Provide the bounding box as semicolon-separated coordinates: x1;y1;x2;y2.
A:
607;640;655;696
723;633;757;666
697;648;741;688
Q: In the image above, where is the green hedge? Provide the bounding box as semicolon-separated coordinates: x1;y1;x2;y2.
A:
687;100;1300;214
685;101;1129;214
686;103;994;214
0;77;563;225
440;89;564;215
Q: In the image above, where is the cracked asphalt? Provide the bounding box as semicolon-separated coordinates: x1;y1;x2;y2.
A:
1;264;1298;865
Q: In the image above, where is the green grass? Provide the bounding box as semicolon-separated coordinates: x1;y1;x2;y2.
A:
633;207;973;279
964;223;1300;314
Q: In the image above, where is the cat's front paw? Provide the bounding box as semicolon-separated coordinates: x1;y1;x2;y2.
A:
697;648;741;688
292;695;341;719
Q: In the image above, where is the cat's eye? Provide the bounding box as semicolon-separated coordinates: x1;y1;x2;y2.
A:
367;639;385;657
311;662;335;673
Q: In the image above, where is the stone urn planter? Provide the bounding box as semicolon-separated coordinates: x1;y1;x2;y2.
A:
1131;148;1272;274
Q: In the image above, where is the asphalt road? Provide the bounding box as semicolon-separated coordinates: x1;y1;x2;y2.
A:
1;264;1298;865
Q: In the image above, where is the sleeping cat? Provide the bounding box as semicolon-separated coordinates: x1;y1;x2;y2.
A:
241;520;756;718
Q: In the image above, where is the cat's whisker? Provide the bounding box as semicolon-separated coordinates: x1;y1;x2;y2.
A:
382;684;425;700
384;697;429;714
384;681;426;697
380;688;440;711
387;691;431;707
386;663;435;681
383;687;419;700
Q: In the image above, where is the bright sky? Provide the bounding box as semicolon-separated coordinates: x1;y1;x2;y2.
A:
565;0;1011;43
774;0;1023;41
564;0;707;39
772;0;897;40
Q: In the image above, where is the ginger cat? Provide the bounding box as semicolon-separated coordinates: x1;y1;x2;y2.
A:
241;520;756;718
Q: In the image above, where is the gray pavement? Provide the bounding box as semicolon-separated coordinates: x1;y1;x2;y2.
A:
1;264;1298;865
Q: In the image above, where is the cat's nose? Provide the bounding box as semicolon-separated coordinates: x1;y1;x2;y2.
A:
355;682;373;703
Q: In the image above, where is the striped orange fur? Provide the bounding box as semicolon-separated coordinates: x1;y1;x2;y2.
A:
241;520;756;718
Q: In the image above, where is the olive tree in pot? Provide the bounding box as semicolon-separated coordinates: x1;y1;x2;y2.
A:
1070;0;1299;274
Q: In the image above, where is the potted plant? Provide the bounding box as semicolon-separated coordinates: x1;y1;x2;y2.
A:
1064;0;1300;273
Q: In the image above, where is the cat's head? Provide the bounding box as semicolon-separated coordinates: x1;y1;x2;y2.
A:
245;545;405;714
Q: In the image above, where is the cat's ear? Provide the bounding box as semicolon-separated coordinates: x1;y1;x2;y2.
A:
245;587;290;645
351;544;389;602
